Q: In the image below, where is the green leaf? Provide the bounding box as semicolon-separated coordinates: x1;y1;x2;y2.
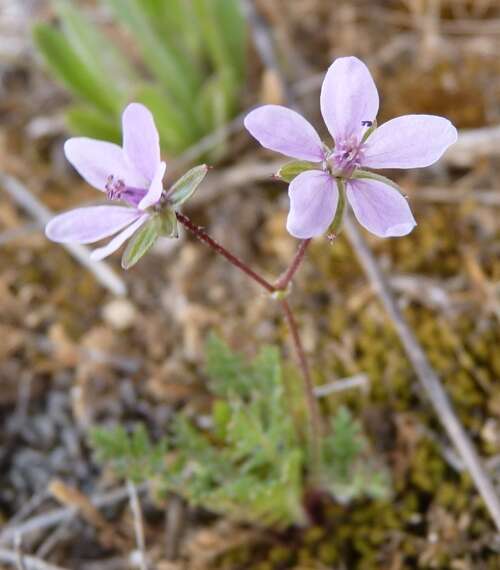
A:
54;0;137;93
91;424;167;483
191;0;232;75
168;165;208;206
277;161;319;183
33;24;119;114
65;105;121;143
102;0;201;113
195;73;237;159
215;0;246;78
136;0;199;56
136;85;199;153
121;217;159;269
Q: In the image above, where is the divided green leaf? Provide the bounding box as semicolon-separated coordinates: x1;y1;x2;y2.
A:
91;336;391;527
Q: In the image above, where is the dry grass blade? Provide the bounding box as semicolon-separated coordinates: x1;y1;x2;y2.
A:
0;172;126;296
127;481;148;570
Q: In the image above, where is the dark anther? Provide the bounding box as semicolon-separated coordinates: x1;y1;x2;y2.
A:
361;120;373;127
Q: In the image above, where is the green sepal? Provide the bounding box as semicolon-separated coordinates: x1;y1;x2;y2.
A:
361;119;377;143
167;164;209;206
158;208;179;238
351;169;404;195
277;161;318;183
327;179;347;237
121;216;160;269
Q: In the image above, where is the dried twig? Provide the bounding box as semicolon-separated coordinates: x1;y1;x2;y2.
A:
0;172;126;296
48;480;129;552
0;485;147;546
127;481;148;570
164;495;186;562
0;548;68;570
243;0;500;532
441;125;500;168
344;214;500;530
314;374;370;398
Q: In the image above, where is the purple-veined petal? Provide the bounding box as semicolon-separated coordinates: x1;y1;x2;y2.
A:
90;214;149;261
320;56;379;143
122;103;161;182
244;105;325;162
138;161;167;210
286;170;338;238
45;206;142;244
346;178;416;238
362;114;458;169
64;138;147;191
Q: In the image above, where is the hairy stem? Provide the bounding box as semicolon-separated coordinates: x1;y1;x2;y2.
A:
176;211;323;478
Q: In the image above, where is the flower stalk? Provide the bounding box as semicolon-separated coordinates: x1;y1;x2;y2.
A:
175;210;323;481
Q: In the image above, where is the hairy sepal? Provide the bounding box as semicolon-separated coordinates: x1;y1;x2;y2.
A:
278;160;318;183
168;164;208;206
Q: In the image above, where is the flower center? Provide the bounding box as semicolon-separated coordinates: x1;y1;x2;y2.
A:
105;175;147;207
328;136;365;177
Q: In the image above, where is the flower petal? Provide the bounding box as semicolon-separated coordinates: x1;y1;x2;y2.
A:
346;178;416;238
64;138;146;191
45;206;142;244
320;56;379;142
362;114;458;169
286;170;338;238
122;103;161;182
138;161;167;210
244;105;325;162
90;214;149;261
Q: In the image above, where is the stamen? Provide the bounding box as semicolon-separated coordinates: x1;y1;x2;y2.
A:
105;175;126;201
361;120;373;127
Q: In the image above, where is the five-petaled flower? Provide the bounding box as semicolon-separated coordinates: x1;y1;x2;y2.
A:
46;103;169;261
244;56;458;239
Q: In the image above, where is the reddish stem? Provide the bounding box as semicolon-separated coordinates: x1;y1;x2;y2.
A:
274;239;310;290
280;299;322;480
176;212;275;294
176;211;322;477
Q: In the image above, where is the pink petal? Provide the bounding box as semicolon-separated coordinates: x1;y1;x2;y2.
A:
122;103;161;182
64;138;146;191
362;114;458;169
138;161;167;210
45;206;142;244
244;105;325;162
346;178;416;238
286;171;338;238
320;56;379;143
90;214;149;261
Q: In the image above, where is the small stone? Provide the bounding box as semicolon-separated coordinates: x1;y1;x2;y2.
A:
102;298;137;330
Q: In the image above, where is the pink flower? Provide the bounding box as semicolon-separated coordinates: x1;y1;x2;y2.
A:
244;56;457;239
46;103;166;261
